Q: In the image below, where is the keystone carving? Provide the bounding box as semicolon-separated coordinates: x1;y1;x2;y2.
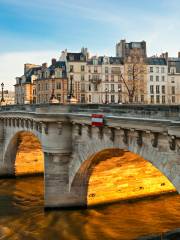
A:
123;129;128;145
169;136;176;151
21;119;24;128
16;119;19;127
150;132;158;148
42;122;48;135
136;131;142;146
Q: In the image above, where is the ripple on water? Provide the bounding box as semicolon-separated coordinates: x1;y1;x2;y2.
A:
0;177;179;240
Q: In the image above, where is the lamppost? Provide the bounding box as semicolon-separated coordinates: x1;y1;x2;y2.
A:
118;87;122;104
105;88;108;104
49;75;59;104
68;76;73;100
0;82;5;105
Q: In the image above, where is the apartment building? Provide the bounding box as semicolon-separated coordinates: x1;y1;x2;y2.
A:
116;40;147;103
34;59;68;104
15;64;41;104
60;48;88;102
167;56;180;104
146;58;168;104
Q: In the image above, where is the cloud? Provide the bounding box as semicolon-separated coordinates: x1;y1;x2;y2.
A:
0;51;59;90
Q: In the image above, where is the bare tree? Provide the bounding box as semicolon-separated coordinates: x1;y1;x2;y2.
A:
120;57;146;103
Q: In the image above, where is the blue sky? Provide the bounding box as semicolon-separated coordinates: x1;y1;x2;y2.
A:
0;0;180;89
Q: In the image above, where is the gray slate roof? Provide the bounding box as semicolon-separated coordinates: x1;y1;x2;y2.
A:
146;57;167;65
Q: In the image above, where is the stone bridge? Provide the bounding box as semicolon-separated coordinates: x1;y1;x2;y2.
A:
0;104;179;208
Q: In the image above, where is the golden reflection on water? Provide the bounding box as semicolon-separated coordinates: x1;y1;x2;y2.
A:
0;177;179;240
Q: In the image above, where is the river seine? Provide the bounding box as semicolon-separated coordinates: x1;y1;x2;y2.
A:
0;176;179;240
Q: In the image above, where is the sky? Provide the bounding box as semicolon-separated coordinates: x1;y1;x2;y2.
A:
0;0;180;90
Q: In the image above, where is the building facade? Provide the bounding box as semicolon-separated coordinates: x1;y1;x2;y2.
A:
167;56;180;104
146;58;168;104
34;59;68;104
14;40;180;105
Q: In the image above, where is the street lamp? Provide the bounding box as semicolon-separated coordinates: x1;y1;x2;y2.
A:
1;82;5;104
49;75;59;104
68;75;73;100
118;87;122;104
105;88;108;104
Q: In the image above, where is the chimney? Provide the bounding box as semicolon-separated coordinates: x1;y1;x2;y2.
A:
178;52;180;58
42;63;48;68
52;58;56;65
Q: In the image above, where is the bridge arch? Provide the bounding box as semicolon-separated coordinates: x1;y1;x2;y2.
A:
70;131;179;207
3;130;44;176
70;147;177;207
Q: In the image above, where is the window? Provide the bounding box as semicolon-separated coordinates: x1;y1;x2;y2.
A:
170;67;175;74
81;75;85;81
162;76;165;81
81;94;85;103
70;75;74;81
156;67;159;73
88;67;91;73
81;65;85;72
141;95;144;102
56;82;61;89
150;95;154;104
172;86;175;95
156;85;160;94
162;95;166;104
162;85;165;94
105;75;109;81
70;65;74;72
150;67;153;73
81;83;85;91
156;76;159;81
161;67;165;73
56;94;61;102
111;95;115;103
89;84;91;91
111;84;114;92
156;95;160;103
89;95;91;103
172;96;176;103
105;67;108;74
150;75;153;81
171;77;175;83
94;66;98;73
150;85;154;94
111;75;114;82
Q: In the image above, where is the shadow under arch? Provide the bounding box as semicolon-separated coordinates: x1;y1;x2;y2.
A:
3;130;44;177
70;148;177;207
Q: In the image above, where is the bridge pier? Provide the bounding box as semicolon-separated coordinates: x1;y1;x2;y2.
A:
44;152;80;209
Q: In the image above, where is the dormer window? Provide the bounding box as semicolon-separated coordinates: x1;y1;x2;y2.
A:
170;67;176;74
70;55;74;61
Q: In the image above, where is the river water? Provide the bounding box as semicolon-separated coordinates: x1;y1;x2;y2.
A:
0;176;179;240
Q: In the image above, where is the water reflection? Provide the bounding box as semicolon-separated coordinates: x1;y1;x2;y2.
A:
0;176;179;240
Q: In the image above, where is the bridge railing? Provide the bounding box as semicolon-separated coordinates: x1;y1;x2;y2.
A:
0;104;180;120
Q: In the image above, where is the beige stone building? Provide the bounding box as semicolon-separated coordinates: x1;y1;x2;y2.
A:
167;56;180;104
60;48;88;102
15;64;41;104
34;59;68;104
146;57;168;104
116;40;147;103
86;56;124;104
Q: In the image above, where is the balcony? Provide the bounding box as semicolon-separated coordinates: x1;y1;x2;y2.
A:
89;78;102;84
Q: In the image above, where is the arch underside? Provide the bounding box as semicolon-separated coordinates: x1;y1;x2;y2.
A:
3;131;44;176
71;146;178;207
